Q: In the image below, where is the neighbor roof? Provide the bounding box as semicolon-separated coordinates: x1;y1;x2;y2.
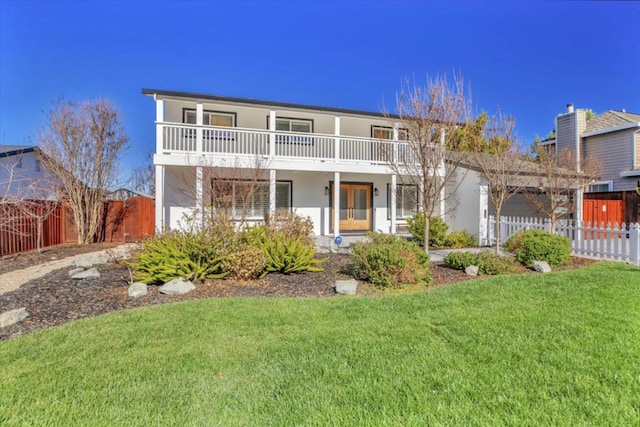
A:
0;145;37;158
142;88;401;120
585;110;640;133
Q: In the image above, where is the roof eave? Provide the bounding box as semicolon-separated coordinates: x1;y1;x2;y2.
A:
583;122;640;138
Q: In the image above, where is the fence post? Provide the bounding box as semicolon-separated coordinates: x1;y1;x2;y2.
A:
631;223;640;266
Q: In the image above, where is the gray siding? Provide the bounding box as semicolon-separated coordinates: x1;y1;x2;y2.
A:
583;130;635;191
556;113;576;153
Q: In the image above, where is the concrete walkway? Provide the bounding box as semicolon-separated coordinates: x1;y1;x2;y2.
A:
0;246;131;296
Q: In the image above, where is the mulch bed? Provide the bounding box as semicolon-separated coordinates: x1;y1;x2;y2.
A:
0;244;596;341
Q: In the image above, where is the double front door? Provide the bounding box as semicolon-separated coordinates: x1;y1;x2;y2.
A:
332;183;372;232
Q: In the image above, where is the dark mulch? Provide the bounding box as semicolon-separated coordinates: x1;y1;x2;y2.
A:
0;244;597;341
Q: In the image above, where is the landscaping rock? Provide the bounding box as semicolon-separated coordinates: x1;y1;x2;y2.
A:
128;282;148;298
465;265;479;276
71;267;101;279
335;279;358;295
159;278;195;295
0;307;29;328
533;261;552;273
68;268;85;277
74;252;110;268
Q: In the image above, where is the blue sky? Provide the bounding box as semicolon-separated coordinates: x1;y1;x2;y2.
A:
1;1;639;174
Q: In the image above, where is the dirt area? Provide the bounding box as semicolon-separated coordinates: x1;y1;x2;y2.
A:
0;244;596;341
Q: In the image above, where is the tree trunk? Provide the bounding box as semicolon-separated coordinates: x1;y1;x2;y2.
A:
423;215;430;255
495;212;502;254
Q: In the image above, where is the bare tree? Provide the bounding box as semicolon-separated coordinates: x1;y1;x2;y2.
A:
525;146;601;233
469;111;526;253
38;98;129;244
128;152;155;195
0;148;60;252
386;74;473;253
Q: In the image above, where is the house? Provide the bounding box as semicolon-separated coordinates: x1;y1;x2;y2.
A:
0;145;54;200
540;104;640;223
144;88;538;243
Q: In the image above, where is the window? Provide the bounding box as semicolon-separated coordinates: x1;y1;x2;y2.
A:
272;117;313;144
586;181;613;193
387;184;418;220
16;157;23;169
35;159;41;172
184;109;236;127
372;126;408;140
209;180;291;219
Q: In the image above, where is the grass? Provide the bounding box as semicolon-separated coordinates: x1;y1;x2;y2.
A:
1;262;639;426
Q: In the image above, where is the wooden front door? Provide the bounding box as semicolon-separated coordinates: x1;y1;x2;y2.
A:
333;183;372;232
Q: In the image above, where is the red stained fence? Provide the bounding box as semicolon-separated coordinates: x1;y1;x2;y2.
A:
0;197;155;256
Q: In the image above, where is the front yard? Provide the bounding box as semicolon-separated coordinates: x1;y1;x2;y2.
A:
1;262;638;425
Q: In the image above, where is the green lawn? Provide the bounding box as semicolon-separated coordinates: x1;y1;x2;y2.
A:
1;262;639;426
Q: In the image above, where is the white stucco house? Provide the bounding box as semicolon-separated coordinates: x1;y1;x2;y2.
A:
144;89;541;243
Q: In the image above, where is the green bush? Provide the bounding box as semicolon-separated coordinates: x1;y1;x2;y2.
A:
445;230;477;248
351;232;431;289
222;243;268;280
444;250;510;275
245;223;325;278
128;230;228;284
407;213;449;247
444;251;478;270
504;229;571;267
264;209;315;247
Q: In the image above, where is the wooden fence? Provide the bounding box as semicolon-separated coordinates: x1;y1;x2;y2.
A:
0;197;155;257
488;215;640;265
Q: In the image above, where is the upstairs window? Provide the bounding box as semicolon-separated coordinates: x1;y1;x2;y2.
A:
184;109;236;127
372;126;408;140
275;118;313;133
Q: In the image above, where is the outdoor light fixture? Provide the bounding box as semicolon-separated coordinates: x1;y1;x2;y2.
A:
324;186;329;195
374;188;379;196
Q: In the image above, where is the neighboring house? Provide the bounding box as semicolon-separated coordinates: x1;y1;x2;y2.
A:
144;88;542;243
540;104;640;193
0;145;55;200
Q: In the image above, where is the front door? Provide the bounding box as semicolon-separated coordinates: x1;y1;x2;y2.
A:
332;183;372;232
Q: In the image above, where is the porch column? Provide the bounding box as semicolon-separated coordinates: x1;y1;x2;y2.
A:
155;164;165;233
196;103;204;154
334;172;341;237
479;183;489;246
269;169;276;216
440;187;446;222
269;110;276;158
155;99;165;153
334;117;340;162
196;166;203;225
575;188;583;223
391;174;397;234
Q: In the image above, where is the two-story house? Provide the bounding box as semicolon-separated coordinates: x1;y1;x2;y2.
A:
540;104;640;223
0;145;54;200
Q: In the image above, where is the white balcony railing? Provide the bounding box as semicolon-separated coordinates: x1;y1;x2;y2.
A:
158;122;414;165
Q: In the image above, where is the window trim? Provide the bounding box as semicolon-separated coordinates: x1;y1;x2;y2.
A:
586;180;613;193
208;179;292;219
182;108;237;127
387;183;418;220
266;116;314;133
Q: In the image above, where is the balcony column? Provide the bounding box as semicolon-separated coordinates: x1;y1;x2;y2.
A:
393;123;399;163
334;172;340;237
269;169;276;216
155;99;164;153
155;164;165;233
334;117;340;162
391;174;397;234
269;110;276;158
196;103;204;154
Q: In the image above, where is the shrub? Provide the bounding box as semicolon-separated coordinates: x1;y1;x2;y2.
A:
504;229;571;267
445;230;477;248
407;213;449;247
245;223;325;278
444;251;478;270
351;232;431;289
222;243;268;280
444;250;510;275
264;209;315;247
128;230;228;284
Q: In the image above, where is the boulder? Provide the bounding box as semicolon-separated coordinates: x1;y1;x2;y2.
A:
68;267;85;277
465;265;479;276
533;261;552;273
159;278;195;295
74;252;110;268
71;267;101;279
128;282;148;298
0;307;29;328
335;279;358;295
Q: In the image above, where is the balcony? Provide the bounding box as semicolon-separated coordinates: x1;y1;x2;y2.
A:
155;122;416;173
